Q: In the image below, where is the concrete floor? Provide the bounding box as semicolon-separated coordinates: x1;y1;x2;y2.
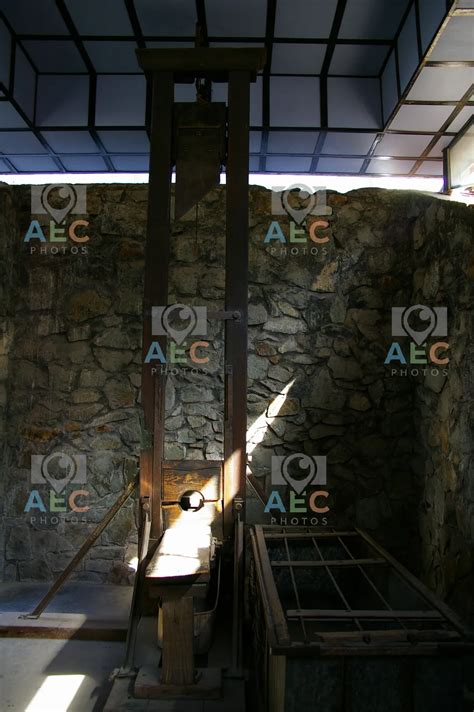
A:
0;583;132;711
0;638;125;711
0;581;133;618
0;582;243;712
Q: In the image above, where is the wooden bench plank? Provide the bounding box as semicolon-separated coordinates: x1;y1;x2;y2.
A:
146;527;212;580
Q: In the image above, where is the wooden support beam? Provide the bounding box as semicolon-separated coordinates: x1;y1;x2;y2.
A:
141;70;174;540
21;478;138;620
137;47;266;73
224;70;252;675
223;70;250;537
161;596;195;686
251;527;291;647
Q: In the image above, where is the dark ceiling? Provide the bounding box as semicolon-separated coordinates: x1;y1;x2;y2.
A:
0;0;472;176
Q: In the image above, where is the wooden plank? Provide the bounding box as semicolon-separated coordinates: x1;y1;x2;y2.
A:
316;644;441;657
146;527;211;580
286;609;444;620
231;515;244;674
162;502;223;538
268;655;286;712
162;467;222;502
223;70;250;537
313;629;462;642
139;447;153;502
122;503;152;671
272;641;473;658
136;48;266;73
161;597;195;686
356;528;469;634
263;530;358;539
135;665;221;700
252;526;291;646
141;71;174;539
141;71;172;430
163;460;222;472
271;558;387;568
22;478;138;619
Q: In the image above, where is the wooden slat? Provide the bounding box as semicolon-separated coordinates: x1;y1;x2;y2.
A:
162;460;222;472
141;71;174;539
162;463;222;502
162;501;222;539
223;70;250;537
313;630;461;643
161;597;194;686
263;531;359;539
252;526;291;646
268;655;286;712
136;48;266;73
302;643;441;657
271;558;386;568
286;609;444;620
134;665;222;701
139;447;153;502
146;527;211;580
22;478;138;619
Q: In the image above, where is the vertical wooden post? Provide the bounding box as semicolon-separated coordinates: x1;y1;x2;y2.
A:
225;70;251;675
223;70;250;537
161;596;195;686
141;71;174;540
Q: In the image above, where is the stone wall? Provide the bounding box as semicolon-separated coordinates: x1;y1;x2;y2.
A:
0;185;17;581
411;201;474;622
0;182;472;622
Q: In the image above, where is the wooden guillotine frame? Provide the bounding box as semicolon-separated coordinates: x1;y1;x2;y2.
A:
105;45;266;705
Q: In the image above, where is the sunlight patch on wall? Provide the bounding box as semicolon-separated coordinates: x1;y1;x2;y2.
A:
247;380;295;456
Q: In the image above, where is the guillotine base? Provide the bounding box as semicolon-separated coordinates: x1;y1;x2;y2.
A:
105;672;245;711
134;665;222;699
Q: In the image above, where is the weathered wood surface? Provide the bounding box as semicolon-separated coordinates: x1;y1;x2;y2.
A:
161;462;222;502
136;48;266;73
162;502;223;539
161;596;195;686
146;526;212;580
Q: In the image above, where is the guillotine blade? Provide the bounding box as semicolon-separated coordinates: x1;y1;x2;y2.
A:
173;102;227;221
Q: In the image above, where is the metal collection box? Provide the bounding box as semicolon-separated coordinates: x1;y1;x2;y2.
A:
250;526;473;712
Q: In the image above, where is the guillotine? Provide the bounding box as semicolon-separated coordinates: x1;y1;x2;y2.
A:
105;44;266;707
